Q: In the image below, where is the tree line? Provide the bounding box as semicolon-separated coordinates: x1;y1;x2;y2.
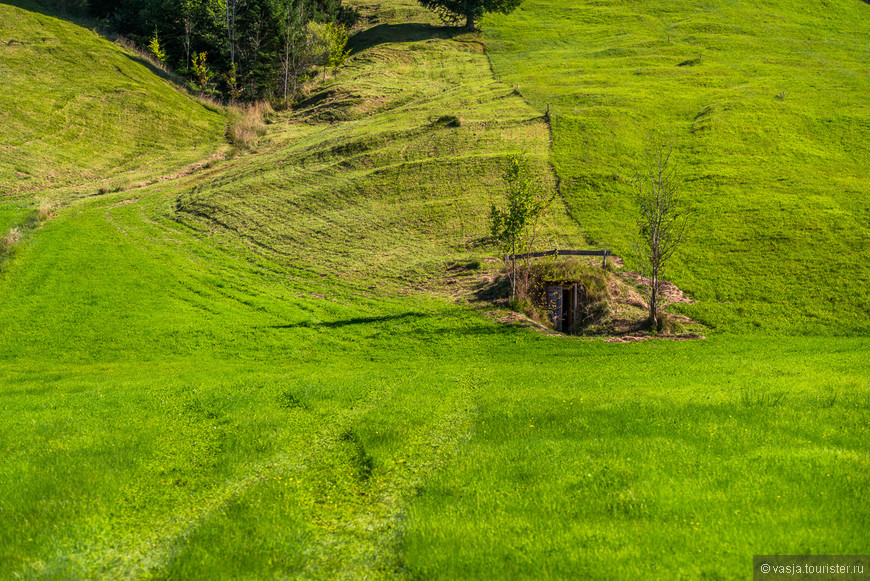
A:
41;0;532;101
47;0;358;101
43;0;534;101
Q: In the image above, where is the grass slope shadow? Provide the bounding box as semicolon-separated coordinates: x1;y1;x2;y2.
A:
348;22;464;54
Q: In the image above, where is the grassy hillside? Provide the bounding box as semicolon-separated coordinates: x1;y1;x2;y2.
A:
172;11;581;287
0;0;867;579
0;1;226;199
484;0;870;334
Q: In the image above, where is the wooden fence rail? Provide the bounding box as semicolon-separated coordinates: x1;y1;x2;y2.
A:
506;249;610;267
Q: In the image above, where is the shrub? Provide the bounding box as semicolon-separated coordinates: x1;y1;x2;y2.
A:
191;52;213;92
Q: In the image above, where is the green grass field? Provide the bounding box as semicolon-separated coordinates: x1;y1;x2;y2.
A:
485;0;870;334
0;0;868;578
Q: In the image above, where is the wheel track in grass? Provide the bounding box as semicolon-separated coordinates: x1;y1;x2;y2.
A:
5;0;544;575
30;410;349;578
293;373;480;579
28;372;479;579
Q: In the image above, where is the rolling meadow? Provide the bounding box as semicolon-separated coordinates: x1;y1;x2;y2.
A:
0;0;867;578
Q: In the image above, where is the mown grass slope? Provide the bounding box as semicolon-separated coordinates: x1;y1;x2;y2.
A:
173;7;581;287
0;1;226;199
0;0;867;579
2;196;867;579
485;0;870;334
0;181;497;577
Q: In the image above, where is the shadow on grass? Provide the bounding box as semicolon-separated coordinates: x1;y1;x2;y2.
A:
270;311;521;339
271;312;428;329
120;52;224;113
2;0;58;16
348;23;463;54
5;0;113;39
120;52;189;88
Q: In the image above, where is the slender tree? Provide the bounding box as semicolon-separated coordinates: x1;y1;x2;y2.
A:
181;5;193;70
279;0;312;100
633;145;689;330
489;155;550;299
225;0;238;69
148;27;168;65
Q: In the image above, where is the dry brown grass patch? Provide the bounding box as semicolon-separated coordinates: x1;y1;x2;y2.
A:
1;227;21;253
227;101;273;150
37;200;56;222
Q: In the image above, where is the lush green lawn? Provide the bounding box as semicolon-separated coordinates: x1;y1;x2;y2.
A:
404;335;870;579
2;192;867;578
0;0;867;578
484;0;870;334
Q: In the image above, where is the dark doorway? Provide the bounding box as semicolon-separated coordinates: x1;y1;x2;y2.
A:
548;284;580;334
562;287;575;333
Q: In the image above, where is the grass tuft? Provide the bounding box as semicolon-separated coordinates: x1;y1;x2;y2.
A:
226;102;274;150
430;114;462;128
740;388;789;407
36;200;56;222
1;227;22;253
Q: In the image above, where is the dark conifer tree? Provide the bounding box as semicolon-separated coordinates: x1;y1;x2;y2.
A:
417;0;522;30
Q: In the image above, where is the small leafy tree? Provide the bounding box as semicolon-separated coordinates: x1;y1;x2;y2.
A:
191;52;213;91
324;22;350;74
306;21;351;81
418;0;523;30
148;28;167;65
222;63;244;101
633;145;689;330
489;155;551;300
